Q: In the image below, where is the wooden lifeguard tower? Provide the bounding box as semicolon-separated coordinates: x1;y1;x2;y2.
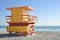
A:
6;6;37;35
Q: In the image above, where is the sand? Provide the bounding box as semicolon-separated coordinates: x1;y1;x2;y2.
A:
0;31;60;40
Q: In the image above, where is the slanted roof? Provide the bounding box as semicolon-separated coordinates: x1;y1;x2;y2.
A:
7;6;35;11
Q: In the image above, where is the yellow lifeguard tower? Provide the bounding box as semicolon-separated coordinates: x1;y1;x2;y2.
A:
6;6;37;35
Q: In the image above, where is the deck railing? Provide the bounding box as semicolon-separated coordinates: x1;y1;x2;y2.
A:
6;16;11;23
6;15;37;23
29;15;37;23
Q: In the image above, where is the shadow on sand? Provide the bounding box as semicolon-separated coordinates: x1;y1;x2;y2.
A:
0;33;25;38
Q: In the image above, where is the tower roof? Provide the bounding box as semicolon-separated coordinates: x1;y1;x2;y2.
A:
7;6;35;11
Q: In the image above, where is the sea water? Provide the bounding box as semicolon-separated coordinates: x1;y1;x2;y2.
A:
0;26;60;32
0;26;6;32
35;26;60;32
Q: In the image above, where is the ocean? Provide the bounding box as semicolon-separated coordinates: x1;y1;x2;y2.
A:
0;26;60;32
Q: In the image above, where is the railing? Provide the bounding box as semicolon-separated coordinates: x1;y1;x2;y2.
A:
22;15;37;23
6;16;11;23
6;15;37;23
29;15;37;23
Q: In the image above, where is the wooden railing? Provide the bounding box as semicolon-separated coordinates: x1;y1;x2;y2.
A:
6;16;11;23
22;15;37;23
6;15;37;23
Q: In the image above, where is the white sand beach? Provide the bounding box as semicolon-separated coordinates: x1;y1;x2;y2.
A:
0;31;60;40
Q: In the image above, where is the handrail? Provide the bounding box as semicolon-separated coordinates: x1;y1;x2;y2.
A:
6;16;11;23
6;15;37;23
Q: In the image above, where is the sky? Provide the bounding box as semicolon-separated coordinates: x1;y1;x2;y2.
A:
0;0;60;26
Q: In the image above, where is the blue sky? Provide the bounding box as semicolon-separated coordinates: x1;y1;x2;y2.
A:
0;0;60;26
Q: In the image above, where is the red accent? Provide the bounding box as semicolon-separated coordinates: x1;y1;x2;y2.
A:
9;22;35;26
9;23;29;26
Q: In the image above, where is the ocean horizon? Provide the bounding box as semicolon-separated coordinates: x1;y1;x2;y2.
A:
0;26;60;32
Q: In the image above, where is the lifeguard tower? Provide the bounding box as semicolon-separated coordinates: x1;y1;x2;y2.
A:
6;6;37;35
